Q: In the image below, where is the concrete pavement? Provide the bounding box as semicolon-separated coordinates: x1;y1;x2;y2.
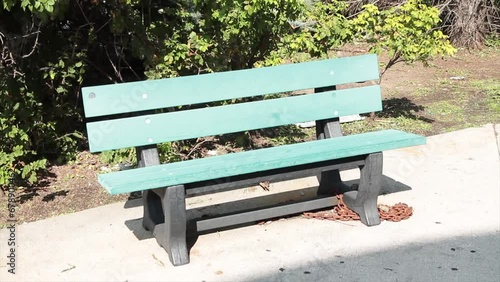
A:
1;124;499;282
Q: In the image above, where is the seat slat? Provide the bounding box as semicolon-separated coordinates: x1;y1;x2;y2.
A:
87;85;381;152
99;130;426;195
82;54;379;118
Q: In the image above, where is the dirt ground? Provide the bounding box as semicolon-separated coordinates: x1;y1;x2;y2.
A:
1;47;499;226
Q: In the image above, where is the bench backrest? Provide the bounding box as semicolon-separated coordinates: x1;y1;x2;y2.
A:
82;54;381;152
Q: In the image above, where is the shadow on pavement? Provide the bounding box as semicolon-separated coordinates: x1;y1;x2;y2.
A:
247;233;500;282
122;175;413;259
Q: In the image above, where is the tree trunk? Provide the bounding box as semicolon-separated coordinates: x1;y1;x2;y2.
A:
451;0;487;48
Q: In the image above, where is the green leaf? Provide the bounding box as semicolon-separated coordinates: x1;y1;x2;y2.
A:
56;86;66;93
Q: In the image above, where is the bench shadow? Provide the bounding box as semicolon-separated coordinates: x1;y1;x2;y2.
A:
123;175;411;255
42;189;69;202
380;97;434;123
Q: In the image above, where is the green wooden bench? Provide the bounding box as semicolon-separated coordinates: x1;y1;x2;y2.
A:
82;54;425;266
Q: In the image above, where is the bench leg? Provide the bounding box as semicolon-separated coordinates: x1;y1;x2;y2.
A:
136;145;189;265
315;116;349;195
317;170;351;195
153;185;190;266
137;145;164;231
142;190;163;232
343;152;383;226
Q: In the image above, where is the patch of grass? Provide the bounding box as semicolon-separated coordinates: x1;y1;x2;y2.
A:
433;78;471;97
470;79;500;113
302;79;497;139
425;101;466;123
446;68;470;78
342;116;433;136
421;78;500;131
485;36;500;49
489;97;500;113
413;86;433;98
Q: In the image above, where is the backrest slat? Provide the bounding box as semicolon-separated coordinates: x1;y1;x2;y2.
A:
82;54;379;118
86;85;381;152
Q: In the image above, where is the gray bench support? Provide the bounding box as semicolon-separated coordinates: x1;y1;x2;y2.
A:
342;152;383;226
315;118;345;196
137;145;189;266
315;86;350;196
152;185;189;266
137;145;162;231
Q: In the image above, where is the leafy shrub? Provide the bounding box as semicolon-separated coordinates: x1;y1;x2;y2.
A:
1;0;85;186
99;148;137;167
0;117;47;186
0;0;457;188
350;0;456;74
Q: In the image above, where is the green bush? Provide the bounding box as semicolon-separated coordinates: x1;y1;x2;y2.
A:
1;0;85;186
350;0;456;74
0;117;46;186
0;0;456;187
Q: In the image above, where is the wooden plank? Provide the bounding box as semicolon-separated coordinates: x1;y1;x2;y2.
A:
82;54;379;117
98;130;426;194
86;85;382;152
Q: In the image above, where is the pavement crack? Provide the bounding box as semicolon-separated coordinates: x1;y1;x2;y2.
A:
493;124;500;159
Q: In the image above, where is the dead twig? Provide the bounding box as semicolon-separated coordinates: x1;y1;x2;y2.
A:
259;181;270;191
185;137;215;159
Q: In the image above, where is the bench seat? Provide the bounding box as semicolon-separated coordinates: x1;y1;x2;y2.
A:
99;129;425;195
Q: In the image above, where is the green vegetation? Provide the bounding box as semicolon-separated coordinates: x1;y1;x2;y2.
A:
0;0;475;187
343;117;433;136
426;101;466;123
471;79;500;113
350;0;456;74
486;36;500;48
99;149;137;167
355;78;500;136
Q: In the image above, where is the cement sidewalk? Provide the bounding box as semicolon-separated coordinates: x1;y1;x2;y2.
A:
1;124;499;282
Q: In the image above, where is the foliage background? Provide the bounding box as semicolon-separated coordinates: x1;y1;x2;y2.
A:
1;0;494;187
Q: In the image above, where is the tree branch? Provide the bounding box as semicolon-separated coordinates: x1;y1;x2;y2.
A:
21;25;41;58
105;47;124;82
84;58;117;84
